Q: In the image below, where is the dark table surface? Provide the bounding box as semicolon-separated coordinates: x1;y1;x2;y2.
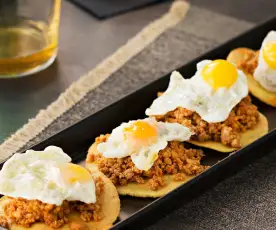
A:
1;0;276;142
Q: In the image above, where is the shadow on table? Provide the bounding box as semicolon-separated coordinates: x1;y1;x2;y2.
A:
0;61;59;93
0;61;60;143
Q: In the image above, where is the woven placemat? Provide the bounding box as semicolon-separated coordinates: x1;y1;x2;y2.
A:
4;1;276;229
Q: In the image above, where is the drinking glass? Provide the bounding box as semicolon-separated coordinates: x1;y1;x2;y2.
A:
0;0;61;78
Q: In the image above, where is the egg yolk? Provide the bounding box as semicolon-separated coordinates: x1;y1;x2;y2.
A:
202;60;238;90
60;163;92;184
262;41;276;69
124;121;158;145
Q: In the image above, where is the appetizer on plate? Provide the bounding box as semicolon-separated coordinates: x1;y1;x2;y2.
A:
0;146;120;230
86;118;208;198
146;60;268;152
227;31;276;107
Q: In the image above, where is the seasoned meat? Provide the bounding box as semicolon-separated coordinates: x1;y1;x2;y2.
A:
0;177;104;229
154;96;259;148
87;136;207;191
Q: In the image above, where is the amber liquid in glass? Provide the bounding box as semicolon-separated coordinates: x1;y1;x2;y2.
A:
0;0;60;77
0;21;58;76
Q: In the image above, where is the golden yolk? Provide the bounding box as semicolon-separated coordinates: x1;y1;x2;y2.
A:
60;163;92;184
124;121;158;144
202;59;238;90
262;41;276;69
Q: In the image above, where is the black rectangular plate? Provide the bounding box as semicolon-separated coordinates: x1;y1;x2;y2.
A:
5;16;276;230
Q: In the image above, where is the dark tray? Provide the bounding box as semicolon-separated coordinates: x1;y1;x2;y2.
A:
4;16;276;230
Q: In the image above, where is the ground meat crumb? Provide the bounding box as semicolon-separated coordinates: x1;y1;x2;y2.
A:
236;49;259;75
148;176;165;191
154;96;259;148
89;139;208;191
1;177;104;229
0;216;8;228
4;198;70;228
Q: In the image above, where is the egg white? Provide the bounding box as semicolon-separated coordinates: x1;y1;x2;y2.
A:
146;61;248;123
0;146;96;205
254;30;276;92
97;118;193;171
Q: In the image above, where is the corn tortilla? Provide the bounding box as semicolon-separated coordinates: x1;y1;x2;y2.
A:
227;48;276;107
188;112;268;152
0;169;120;230
86;144;196;198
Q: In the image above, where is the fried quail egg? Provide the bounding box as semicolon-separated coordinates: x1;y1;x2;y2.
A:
0;146;96;205
254;30;276;92
146;59;248;123
97;118;193;171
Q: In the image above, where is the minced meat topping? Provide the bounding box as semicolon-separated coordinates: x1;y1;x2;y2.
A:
0;177;104;229
154;96;259;148
236;49;259;75
87;135;208;191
